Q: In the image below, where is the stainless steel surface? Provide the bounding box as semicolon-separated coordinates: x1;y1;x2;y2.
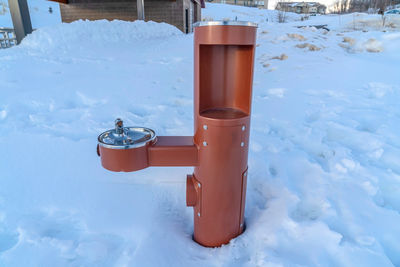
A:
98;120;156;149
115;118;124;135
193;21;258;28
137;0;145;20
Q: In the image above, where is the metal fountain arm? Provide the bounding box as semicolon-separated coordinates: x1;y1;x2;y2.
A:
148;136;198;167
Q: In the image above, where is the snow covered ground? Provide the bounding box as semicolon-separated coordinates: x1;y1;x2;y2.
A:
1;3;400;267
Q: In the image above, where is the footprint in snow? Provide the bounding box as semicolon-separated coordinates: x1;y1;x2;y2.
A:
291;198;330;222
269;166;278;177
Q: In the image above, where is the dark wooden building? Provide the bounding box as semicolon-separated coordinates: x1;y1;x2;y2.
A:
50;0;203;33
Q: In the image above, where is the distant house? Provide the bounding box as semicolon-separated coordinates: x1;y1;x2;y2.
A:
49;0;203;33
208;0;265;8
275;2;326;14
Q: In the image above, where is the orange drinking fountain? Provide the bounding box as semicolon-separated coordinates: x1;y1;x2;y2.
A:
97;21;257;247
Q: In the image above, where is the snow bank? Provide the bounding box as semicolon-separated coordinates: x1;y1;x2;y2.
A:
20;20;182;52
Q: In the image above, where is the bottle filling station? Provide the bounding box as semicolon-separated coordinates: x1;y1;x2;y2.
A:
97;21;257;247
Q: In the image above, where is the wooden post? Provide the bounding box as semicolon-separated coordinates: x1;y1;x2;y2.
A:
137;0;145;20
8;0;32;44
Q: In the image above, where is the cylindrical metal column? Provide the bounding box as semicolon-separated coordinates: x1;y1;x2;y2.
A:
190;21;257;247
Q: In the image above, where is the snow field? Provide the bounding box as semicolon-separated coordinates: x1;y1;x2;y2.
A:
0;2;400;266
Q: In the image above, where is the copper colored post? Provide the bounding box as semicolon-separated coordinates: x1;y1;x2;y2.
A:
97;21;257;248
191;22;257;247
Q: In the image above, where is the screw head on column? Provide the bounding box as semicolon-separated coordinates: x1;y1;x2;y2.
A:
198;183;201;188
203;141;208;146
197;212;201;217
242;126;246;131
203;125;208;130
241;142;245;147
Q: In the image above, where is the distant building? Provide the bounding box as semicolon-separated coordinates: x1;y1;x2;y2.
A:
208;0;265;8
49;0;203;33
275;2;326;14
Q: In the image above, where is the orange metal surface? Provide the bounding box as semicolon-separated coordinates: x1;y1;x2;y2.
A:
186;174;201;207
148;136;198;166
190;24;256;247
98;144;149;172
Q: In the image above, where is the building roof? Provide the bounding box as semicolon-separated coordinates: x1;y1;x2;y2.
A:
278;1;325;8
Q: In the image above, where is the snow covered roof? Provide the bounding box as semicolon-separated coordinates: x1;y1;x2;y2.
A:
278;1;325;7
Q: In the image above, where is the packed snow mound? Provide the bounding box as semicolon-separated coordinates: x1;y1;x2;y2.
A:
20;19;182;51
